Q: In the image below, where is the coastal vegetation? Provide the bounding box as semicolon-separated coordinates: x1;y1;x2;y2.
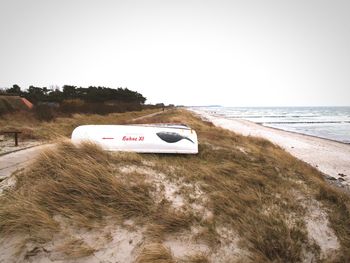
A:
0;109;349;262
0;109;160;141
2;84;146;105
0;84;165;118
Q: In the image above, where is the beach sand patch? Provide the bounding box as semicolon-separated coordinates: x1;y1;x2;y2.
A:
0;221;145;263
304;199;340;260
118;164;186;209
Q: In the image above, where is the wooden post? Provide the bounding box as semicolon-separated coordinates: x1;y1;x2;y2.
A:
15;132;18;146
2;131;22;146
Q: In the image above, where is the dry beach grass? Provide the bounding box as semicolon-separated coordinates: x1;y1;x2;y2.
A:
0;108;159;141
0;109;349;262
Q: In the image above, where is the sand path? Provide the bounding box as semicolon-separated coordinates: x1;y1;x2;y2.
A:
192;109;350;186
131;109;167;121
0;144;53;180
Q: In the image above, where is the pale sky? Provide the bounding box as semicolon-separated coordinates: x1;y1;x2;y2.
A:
0;0;349;106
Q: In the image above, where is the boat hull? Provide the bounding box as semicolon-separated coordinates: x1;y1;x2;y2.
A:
71;124;198;154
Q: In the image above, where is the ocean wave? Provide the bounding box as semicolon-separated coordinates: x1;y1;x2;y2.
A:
226;115;319;118
258;121;350;124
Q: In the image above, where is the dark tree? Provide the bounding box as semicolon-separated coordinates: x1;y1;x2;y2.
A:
4;84;147;107
6;84;22;95
63;85;77;99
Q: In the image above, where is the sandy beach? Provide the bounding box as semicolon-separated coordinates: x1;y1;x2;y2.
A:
191;109;350;188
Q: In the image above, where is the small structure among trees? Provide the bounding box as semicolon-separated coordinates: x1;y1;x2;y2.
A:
0;95;33;115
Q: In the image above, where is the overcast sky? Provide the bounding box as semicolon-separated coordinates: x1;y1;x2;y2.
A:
0;0;349;106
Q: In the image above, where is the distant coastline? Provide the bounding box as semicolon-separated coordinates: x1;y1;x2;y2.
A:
190;106;350;144
191;108;350;187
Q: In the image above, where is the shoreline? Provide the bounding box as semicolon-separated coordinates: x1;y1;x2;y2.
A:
191;109;350;188
201;112;350;145
258;122;350;146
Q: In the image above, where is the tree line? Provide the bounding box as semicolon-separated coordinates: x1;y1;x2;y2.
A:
2;84;146;105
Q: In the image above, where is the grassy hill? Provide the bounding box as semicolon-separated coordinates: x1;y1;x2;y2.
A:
0;109;349;262
0;96;30;115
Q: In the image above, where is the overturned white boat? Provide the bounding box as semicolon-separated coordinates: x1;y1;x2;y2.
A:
71;124;198;154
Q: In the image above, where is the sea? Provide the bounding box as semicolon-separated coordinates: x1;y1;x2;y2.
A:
193;107;350;144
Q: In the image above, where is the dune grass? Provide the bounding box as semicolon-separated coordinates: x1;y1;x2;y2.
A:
0;142;154;241
0;108;160;140
0;109;349;262
136;243;175;263
133;109;350;262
